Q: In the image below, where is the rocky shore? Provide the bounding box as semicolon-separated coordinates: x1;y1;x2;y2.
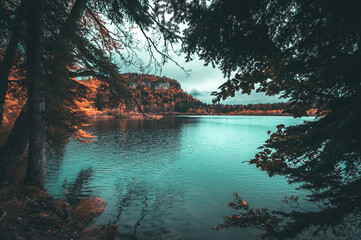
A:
0;185;117;240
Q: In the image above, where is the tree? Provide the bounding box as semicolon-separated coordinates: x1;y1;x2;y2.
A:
182;0;361;238
0;0;186;188
23;0;46;189
0;1;24;127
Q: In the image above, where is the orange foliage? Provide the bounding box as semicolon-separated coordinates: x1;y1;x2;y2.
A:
2;82;26;127
306;109;318;116
74;128;95;144
2;77;97;143
70;197;106;228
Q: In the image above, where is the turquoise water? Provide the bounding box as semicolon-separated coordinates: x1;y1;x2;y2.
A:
46;116;314;239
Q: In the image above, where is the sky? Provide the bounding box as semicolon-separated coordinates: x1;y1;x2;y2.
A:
115;29;285;105
159;55;285;105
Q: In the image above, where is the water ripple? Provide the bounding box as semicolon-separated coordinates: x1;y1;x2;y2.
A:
46;116;314;240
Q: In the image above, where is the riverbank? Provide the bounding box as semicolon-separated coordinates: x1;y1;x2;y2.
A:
0;185;117;240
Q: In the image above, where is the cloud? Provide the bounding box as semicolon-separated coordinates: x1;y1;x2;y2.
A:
115;37;285;105
187;89;286;105
222;91;287;105
188;89;203;97
188;89;214;102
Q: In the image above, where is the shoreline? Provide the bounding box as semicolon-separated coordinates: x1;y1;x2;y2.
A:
86;111;316;120
0;185;117;240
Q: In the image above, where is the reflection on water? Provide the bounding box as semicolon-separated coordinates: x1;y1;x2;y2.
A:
46;116;313;239
62;167;94;206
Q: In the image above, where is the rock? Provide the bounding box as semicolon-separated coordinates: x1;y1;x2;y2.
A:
0;186;111;239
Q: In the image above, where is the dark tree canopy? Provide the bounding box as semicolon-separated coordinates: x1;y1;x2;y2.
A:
181;0;361;239
1;0;360;238
0;0;186;188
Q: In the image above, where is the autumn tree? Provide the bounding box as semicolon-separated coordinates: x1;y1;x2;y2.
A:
0;1;25;127
0;1;29;185
182;0;361;238
0;0;185;189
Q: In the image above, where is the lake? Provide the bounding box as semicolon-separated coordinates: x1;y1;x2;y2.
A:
46;115;314;239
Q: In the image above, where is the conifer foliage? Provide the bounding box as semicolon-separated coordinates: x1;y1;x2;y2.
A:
1;0;360;238
181;0;361;238
0;0;183;189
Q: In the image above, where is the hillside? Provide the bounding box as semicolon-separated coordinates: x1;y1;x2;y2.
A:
0;73;296;127
88;73;294;117
124;73;204;113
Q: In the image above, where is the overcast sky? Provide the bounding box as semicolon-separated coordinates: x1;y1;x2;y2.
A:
116;30;285;105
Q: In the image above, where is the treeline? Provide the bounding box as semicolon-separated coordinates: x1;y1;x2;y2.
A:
93;73;288;115
1;73;290;123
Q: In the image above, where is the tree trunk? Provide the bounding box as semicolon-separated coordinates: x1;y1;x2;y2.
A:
0;3;24;127
51;0;88;75
23;0;88;190
0;107;29;185
23;0;46;190
47;0;89;114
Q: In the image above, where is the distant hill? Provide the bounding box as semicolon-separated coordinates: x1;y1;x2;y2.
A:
0;73;310;133
82;73;299;117
123;73;204;113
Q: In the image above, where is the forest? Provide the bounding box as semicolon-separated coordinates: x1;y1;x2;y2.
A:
92;72;291;116
1;0;360;239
